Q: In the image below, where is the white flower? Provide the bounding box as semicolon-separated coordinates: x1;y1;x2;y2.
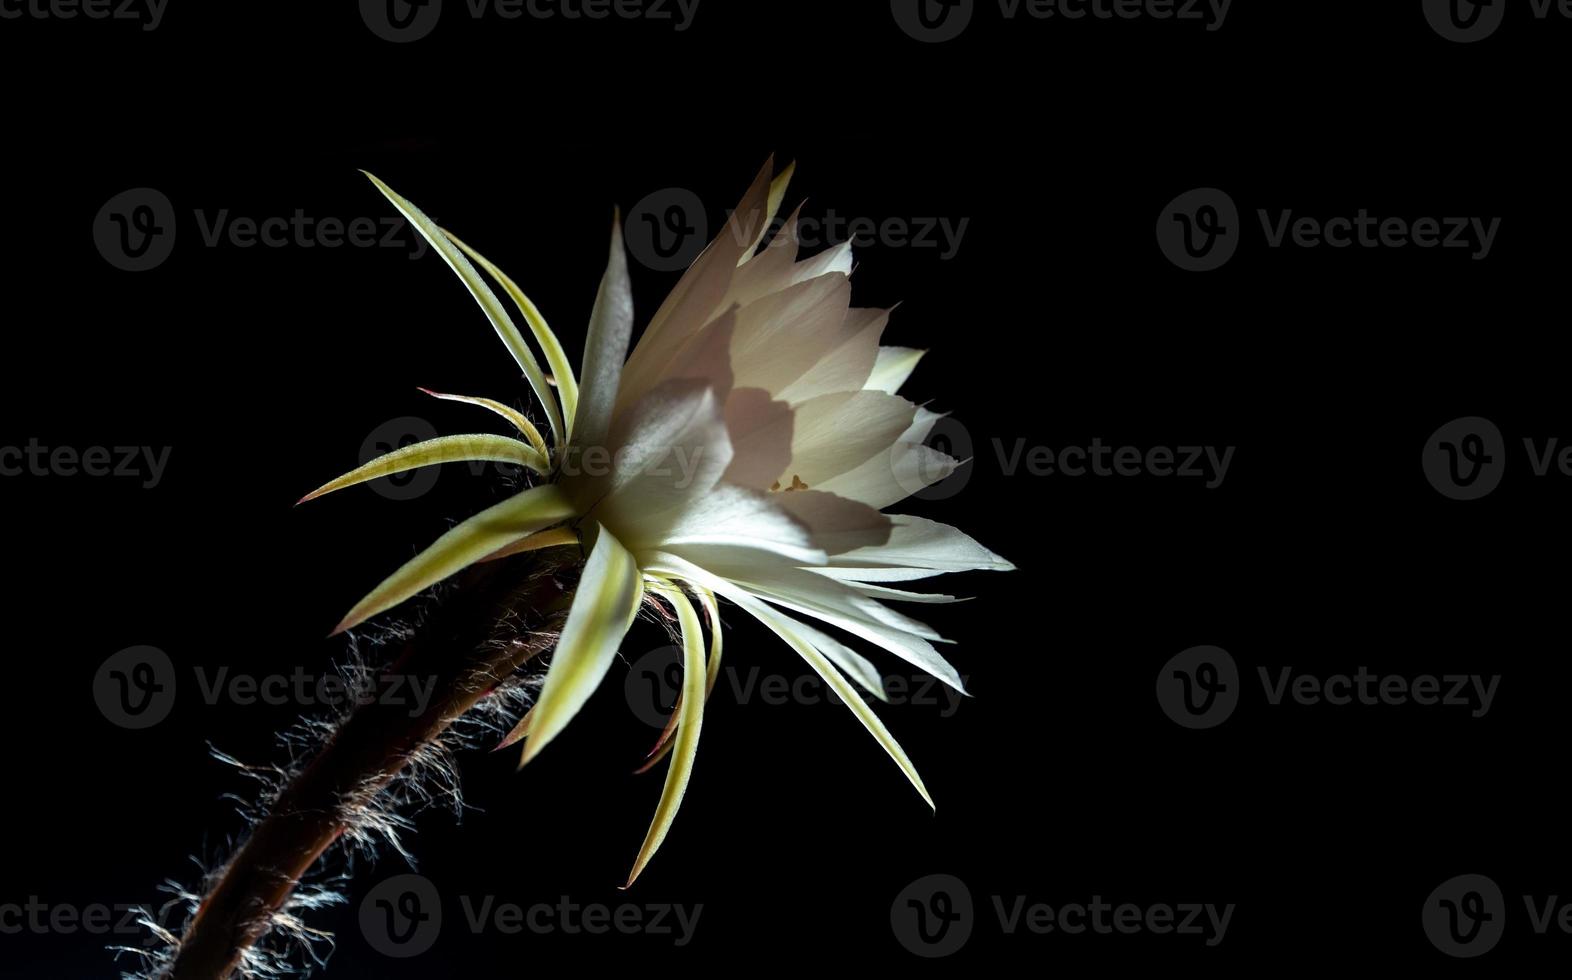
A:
303;162;1013;884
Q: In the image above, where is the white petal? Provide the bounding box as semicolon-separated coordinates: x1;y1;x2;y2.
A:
522;524;643;764
727;203;802;302
617;161;774;412
779;391;917;488
661;550;966;695
772;490;891;555
865;347;926;394
791;242;854;283
740;160;797;260
812;565;953;583
902;406;944;444
642;483;823;565
827;514;1015;576
780;611;889;701
723;558;950;643
645;555;931;808
653;311;735;397
720;387;793;491
728;274;854;397
813;442;962;510
727;200;850;309
773;306;889;405
582;379;734;537
573;217;634;452
849;582;965;604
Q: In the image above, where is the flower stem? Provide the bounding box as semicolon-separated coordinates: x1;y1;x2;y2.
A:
166;557;570;979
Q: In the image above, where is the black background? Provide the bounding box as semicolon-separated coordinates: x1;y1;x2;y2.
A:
2;0;1567;974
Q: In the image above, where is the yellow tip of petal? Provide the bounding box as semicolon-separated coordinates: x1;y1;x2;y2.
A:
516;739;541;771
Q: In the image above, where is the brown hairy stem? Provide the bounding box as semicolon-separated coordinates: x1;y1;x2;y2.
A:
167;557;571;979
